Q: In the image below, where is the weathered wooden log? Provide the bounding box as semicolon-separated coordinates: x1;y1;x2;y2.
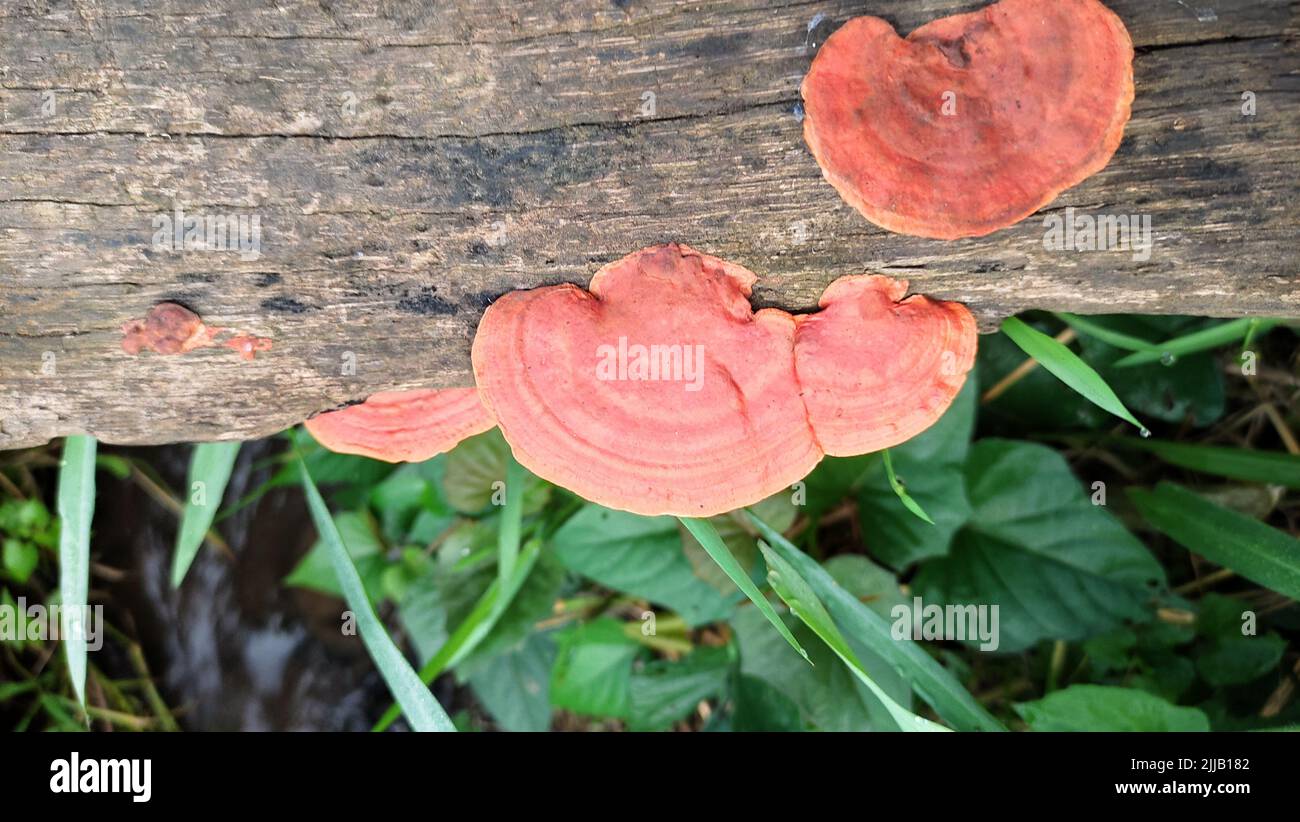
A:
1;0;1296;448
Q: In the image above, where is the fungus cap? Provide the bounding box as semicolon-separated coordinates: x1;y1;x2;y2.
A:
305;388;495;463
801;0;1134;239
472;244;976;516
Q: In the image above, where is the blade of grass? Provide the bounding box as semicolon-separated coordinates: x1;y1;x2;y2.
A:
498;454;524;586
1114;439;1300;491
758;541;949;731
1129;482;1300;601
171;441;240;587
746;510;1005;731
372;538;543;731
1054;313;1160;353
680;516;808;663
298;451;454;732
56;434;96;713
1114;318;1281;368
882;449;934;524
1001;316;1147;433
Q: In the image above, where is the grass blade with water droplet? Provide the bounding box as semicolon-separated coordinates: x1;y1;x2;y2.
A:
1114;318;1280;368
1001;316;1146;433
297;450;455;732
681;516;808;663
172;441;240;587
56;435;96;713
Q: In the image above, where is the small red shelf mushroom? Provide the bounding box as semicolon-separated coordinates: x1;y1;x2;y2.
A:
801;0;1134;239
304;388;495;463
471;243;976;516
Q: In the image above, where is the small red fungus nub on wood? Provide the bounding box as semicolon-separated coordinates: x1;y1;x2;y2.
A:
304;388;495;463
471;243;976;516
223;334;273;361
121;302;221;355
801;0;1134;239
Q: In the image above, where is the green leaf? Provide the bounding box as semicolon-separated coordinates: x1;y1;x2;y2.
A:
373;537;546;731
550;618;640;719
1015;685;1210;731
748;512;1003;731
442;429;549;515
758;542;949;731
731;673;805;731
881;450;934;524
553;506;732;627
914;440;1165;652
56;434;96;712
1114;318;1280;368
297;451;454;732
172;441;240;588
1001;316;1146;432
465;632;556;732
1197;634;1287;687
680;493;796;595
1118;440;1300;490
628;646;731;731
856;380;976;567
1129;482;1300;600
2;539;39;583
1055;313;1160;353
680;517;807;662
284;510;385;599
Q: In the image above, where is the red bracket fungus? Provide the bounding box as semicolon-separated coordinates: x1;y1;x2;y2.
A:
304;388;495;463
472;243;976;516
801;0;1134;239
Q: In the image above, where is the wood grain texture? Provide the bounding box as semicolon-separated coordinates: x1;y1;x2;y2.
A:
1;0;1297;448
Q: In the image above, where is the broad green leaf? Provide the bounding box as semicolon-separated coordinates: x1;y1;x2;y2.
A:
759;542;949;731
298;452;454;732
914;440;1165;652
628;646;732;731
731;674;805;731
464;632;556;732
550;618;640;719
1118;440;1300;490
1129;482;1300;600
172;441;240;587
553;506;732;627
680;517;807;662
284;510;385;600
442;429;549;515
1015;685;1210;731
3;539;39;583
56;435;96;711
497;454;524;586
1115;318;1281;367
1196;634;1286;687
748;511;1003;732
1001;316;1146;432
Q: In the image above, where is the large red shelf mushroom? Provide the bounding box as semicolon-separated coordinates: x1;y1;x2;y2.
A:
304;388;494;463
801;0;1134;239
472;244;976;516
